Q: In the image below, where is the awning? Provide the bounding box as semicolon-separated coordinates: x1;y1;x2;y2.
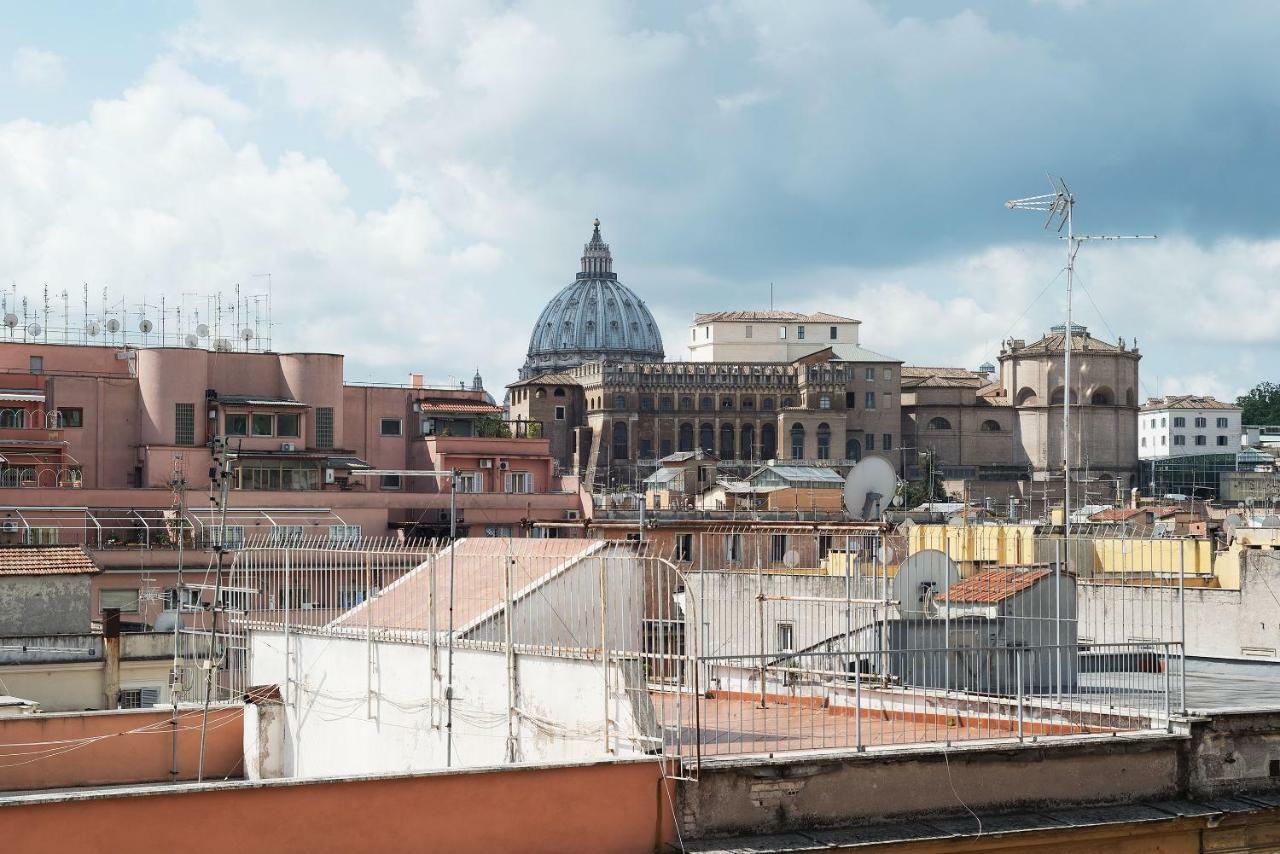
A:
0;391;44;403
325;456;372;470
214;395;309;408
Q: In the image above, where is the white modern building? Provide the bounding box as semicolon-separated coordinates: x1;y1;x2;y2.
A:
687;311;873;362
1139;395;1242;460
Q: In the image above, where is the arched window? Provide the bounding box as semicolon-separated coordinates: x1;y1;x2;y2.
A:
782;397;795;408
680;396;692;411
611;422;628;461
719;423;735;459
614;394;626;409
1090;387;1114;406
980;420;1001;432
762;397;775;411
845;438;862;462
761;423;777;459
553;388;566;397
740;424;755;459
790;423;805;459
721;396;734;410
816;423;831;460
535;389;546;399
699;396;713;411
927;417;952;430
1050;387;1078;405
678;423;694;452
1015;387;1037;406
699;423;714;454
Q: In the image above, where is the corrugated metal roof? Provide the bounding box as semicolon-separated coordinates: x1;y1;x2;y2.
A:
750;465;844;485
644;468;681;485
0;545;99;576
941;567;1049;604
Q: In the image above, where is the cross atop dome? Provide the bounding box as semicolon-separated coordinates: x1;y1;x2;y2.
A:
579;217;614;279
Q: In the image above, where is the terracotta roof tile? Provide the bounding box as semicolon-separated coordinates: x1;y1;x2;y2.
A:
1141;395;1240;412
0;545;99;576
940;567;1049;604
417;400;504;414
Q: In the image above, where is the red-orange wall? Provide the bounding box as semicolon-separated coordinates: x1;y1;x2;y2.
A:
0;758;675;854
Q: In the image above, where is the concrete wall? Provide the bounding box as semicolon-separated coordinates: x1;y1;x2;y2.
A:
0;573;91;635
0;758;672;854
248;630;658;778
0;706;242;790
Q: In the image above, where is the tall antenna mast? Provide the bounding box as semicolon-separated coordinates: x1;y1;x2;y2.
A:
1005;177;1156;560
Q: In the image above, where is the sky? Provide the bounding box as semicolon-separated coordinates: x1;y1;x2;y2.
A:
1;1;1277;399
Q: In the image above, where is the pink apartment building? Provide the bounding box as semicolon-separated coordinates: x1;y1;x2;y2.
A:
0;340;585;622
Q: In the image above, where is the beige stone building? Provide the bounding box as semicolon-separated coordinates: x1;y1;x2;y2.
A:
686;311;862;362
901;324;1141;507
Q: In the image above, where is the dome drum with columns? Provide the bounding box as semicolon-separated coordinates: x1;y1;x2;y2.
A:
520;220;665;380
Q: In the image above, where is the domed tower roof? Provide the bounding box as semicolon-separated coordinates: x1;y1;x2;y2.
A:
520;219;664;379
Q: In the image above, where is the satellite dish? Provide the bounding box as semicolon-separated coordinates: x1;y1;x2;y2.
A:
195;323;210;338
782;549;800;569
139;319;153;334
86;321;100;336
240;327;254;341
184;334;199;347
215;338;233;352
26;323;41;337
3;314;17;329
105;318;121;334
892;549;959;620
843;457;899;521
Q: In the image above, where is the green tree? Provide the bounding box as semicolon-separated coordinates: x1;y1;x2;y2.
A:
1236;382;1280;425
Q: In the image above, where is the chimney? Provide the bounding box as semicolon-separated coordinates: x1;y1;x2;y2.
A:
410;372;424;388
102;607;121;710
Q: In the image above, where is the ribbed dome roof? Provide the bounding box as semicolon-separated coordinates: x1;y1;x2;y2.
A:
521;220;664;379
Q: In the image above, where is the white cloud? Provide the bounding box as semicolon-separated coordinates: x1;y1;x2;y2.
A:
716;88;774;114
11;47;66;88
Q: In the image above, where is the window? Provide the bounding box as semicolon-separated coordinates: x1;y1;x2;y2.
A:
329;525;361;546
724;533;743;563
1216;435;1229;446
639;438;652;458
790;423;805;458
659;396;673;411
704;326;709;339
1161;436;1166;445
1173;416;1186;428
276;413;300;437
613;395;626;409
866;433;875;451
640;397;654;412
225;413;248;436
455;472;482;493
235;460;319;491
776;622;795;653
745;325;753;339
380;417;403;437
1161;417;1166;427
742;397;755;411
28;356;42;374
100;589;140;613
762;397;775;411
830;326;838;340
721;396;734;410
56;407;83;428
1217;417;1229;428
174;403;196;445
1141;437;1147;447
883;433;892;451
660;438;673;457
505;471;532;493
553;387;566;397
315;408;334;449
1174;435;1186;446
927;416;952;430
675;533;693;562
700;396;713;411
117;687;160;709
818;395;831;410
865;367;875;381
555;405;566;420
1194;417;1207;428
209;525;246;549
269;525;304;547
981;419;1001;432
251;413;274;436
27;527;58;545
1194;435;1206;446
816;423;831;459
611;421;629;460
771;534;788;562
865;392;876;409
797;325;806;340
380;474;403;490
845;391;856;408
778;326;787;339
680;396;692;411
164;587;202;610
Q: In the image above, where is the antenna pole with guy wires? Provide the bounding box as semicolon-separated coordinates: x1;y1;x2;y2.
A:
1005;177;1155;569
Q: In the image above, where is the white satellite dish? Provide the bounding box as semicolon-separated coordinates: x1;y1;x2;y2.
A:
26;323;41;337
139;319;153;334
215;338;233;352
195;323;210;338
843;456;899;521
184;334;199;347
3;314;17;329
782;549;800;569
891;549;959;620
86;321;100;336
105;318;121;334
240;327;254;341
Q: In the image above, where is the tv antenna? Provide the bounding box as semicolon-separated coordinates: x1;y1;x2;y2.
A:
1005;176;1156;560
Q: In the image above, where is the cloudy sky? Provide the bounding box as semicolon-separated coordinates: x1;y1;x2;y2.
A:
2;1;1276;398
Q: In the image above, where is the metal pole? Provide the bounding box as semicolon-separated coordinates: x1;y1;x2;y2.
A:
198;442;232;782
446;468;457;768
1055;537;1062;702
1063;201;1074;573
1179;543;1186;714
755;539;766;709
365;551;373;718
283;548;291;707
505;554;517;762
599;555;611;754
1016;647;1024;742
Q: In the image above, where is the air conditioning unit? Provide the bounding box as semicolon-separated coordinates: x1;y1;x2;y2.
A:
498;460;509;471
564;510;581;521
479;459;493;469
324;468;335;484
281;442;297;452
0;521;17;533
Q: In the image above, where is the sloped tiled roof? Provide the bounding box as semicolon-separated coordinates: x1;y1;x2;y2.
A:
418;400;504;414
1011;329;1126;355
940;567;1049;604
694;311;857;323
1141;395;1240;412
0;545;99;576
901;366;989;389
507;372;579;388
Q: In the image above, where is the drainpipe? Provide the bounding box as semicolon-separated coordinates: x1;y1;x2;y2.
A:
102;607;121;709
